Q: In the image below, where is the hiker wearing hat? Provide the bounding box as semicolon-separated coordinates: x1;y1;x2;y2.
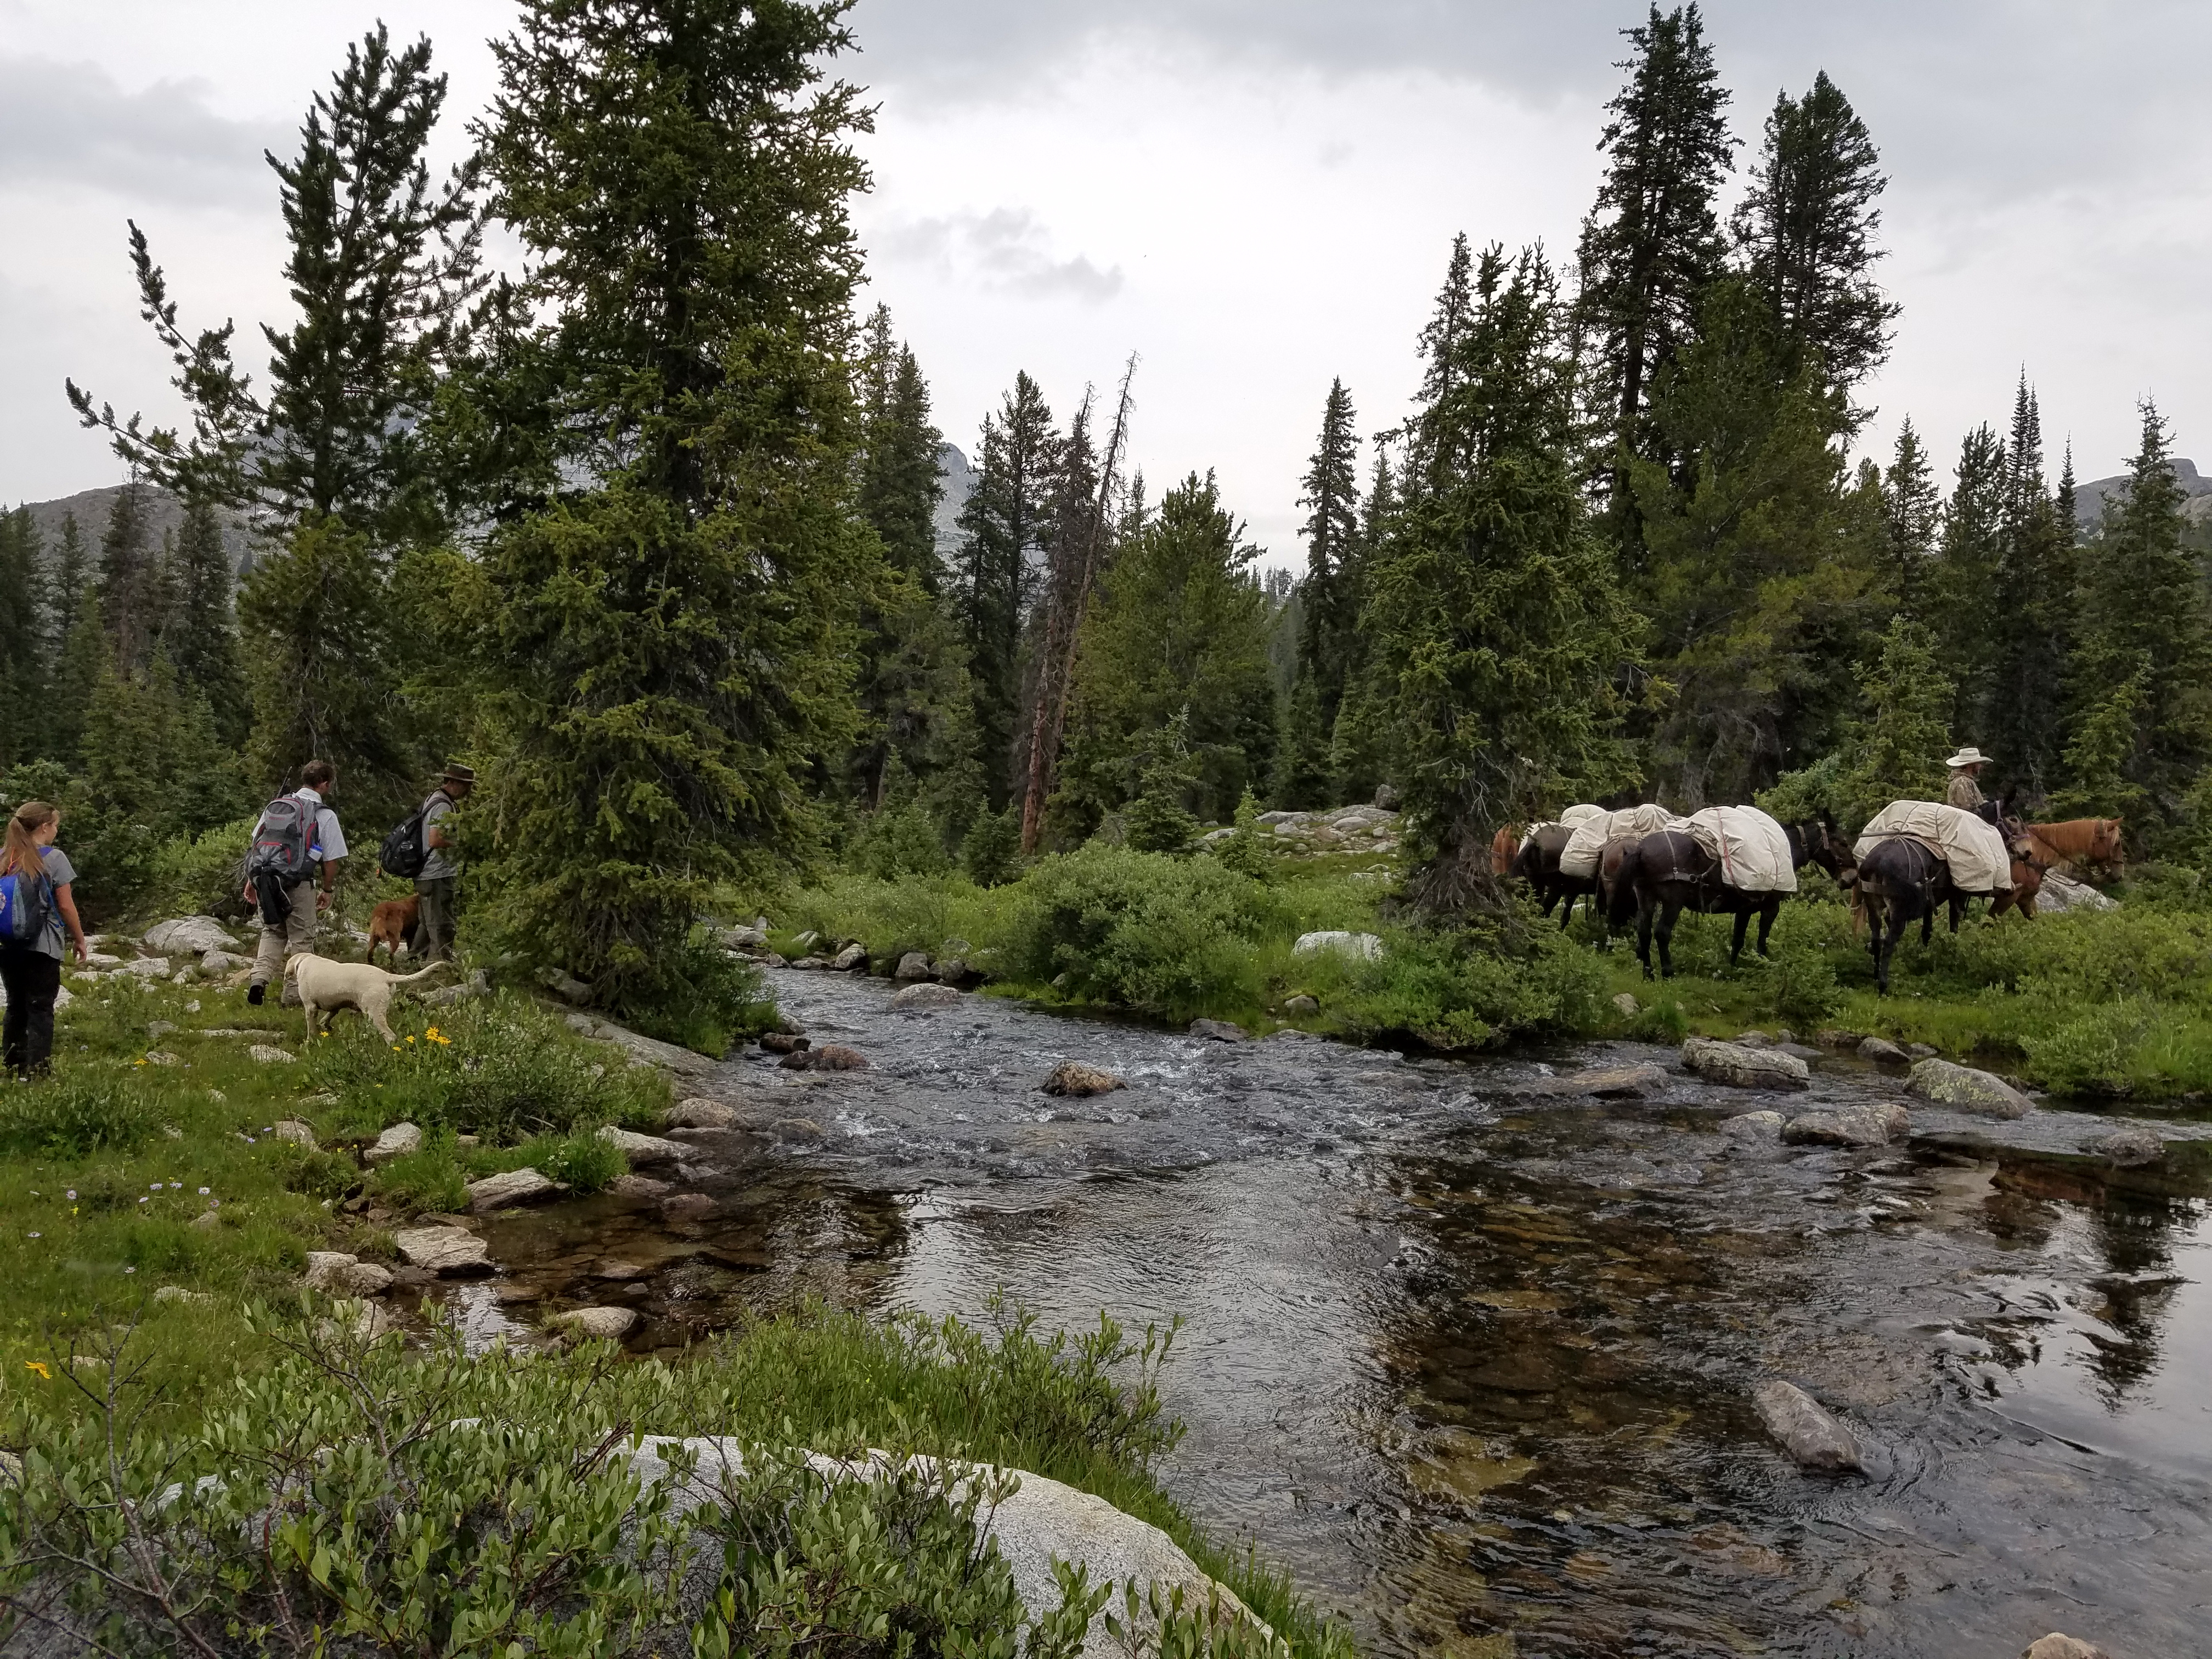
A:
1945;747;1990;812
416;764;475;963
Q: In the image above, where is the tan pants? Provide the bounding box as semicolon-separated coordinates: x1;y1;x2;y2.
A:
252;879;321;1003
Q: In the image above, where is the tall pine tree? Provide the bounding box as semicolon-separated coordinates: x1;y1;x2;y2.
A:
952;373;1059;808
1731;70;1897;399
1983;378;2073;801
0;509;43;766
95;481;156;672
450;0;877;1008
856;306;946;590
167;496;249;743
1882;417;1939;617
1282;378;1361;808
1576;3;1735;536
1366;243;1643;913
1927;424;2007;746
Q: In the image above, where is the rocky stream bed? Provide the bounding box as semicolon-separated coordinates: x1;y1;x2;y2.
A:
400;972;2212;1658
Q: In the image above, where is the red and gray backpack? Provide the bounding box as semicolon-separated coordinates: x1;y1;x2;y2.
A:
245;794;320;884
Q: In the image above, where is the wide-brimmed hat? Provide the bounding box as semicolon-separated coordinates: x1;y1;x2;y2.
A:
1945;747;1991;770
439;762;478;786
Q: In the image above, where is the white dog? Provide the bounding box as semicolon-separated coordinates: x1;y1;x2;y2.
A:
285;952;450;1044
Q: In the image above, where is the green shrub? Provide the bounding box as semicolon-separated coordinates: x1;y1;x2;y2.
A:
854;795;953;881
1209;788;1274;882
1009;844;1282;1018
523;1128;627;1194
614;927;774;1059
0;1074;161;1159
2019;997;2154;1097
1326;923;1608;1051
1629;996;1690;1043
366;1135;470;1214
144;817;255;923
961;805;1024;888
311;994;671;1145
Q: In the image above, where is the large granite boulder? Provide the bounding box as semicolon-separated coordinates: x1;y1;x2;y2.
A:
1782;1102;1910;1148
142;917;236;956
1291;930;1384;961
392;1227;492;1276
597;1126;691;1166
1043;1062;1125;1097
466;1168;559;1213
890;982;963;1011
365;1122;423;1165
1681;1038;1809;1090
1908;1058;2031;1120
1752;1380;1860;1472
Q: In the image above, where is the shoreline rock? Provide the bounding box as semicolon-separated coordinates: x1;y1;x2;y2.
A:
1908;1058;2031;1120
1681;1038;1809;1091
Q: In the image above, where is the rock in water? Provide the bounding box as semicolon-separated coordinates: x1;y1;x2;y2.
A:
1292;930;1384;961
890;981;963;1010
366;1122;424;1165
392;1227;493;1277
610;1173;672;1199
831;943;867;971
1680;1038;1809;1090
1720;1110;1784;1142
303;1252;396;1296
759;1031;809;1054
1855;1036;1908;1064
661;1193;716;1220
1043;1062;1125;1097
1908;1058;2031;1119
893;951;934;980
1815;1030;1865;1049
1189;1019;1248;1043
666;1098;740;1130
1782;1102;1910;1148
2022;1637;2110;1659
1522;1063;1669;1100
549;1306;638;1340
467;1167;558;1212
1752;1379;1861;1472
2089;1124;2164;1166
597;1126;691;1165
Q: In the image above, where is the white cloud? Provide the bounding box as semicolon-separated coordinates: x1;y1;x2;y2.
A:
0;56;281;204
876;207;1124;303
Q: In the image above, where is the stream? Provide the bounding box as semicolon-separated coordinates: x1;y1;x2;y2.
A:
455;971;2212;1658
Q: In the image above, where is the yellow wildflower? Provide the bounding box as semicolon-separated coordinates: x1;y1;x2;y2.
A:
24;1361;50;1380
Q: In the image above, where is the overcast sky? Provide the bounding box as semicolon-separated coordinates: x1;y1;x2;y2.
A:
4;0;2208;560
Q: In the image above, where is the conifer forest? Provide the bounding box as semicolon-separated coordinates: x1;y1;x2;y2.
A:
4;5;2211;1658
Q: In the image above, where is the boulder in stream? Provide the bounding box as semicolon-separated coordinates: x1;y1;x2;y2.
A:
893;951;934;980
666;1098;740;1130
759;1031;809;1054
1855;1036;1908;1064
891;981;963;1011
778;1042;867;1071
1752;1379;1861;1472
303;1252;394;1296
831;943;867;971
467;1167;559;1212
548;1306;638;1341
392;1227;492;1277
599;1126;691;1165
2087;1124;2164;1167
2022;1637;2111;1659
1043;1062;1125;1097
1522;1063;1669;1101
1188;1019;1248;1043
1782;1102;1910;1148
1680;1039;1809;1090
1720;1110;1784;1142
1908;1058;2030;1119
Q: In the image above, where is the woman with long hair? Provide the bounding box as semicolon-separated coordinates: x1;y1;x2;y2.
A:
1;801;89;1080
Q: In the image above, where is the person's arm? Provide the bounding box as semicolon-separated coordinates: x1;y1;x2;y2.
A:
54;882;87;964
317;810;342;909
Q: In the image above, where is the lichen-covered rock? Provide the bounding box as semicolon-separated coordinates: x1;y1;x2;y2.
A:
1522;1063;1669;1100
2022;1635;2110;1659
1043;1062;1125;1098
1752;1379;1861;1472
466;1167;558;1212
1284;995;1319;1016
563;1012;715;1077
272;1119;317;1148
1291;930;1383;961
1908;1058;2030;1119
2087;1124;2164;1166
893;951;934;981
392;1226;493;1276
1188;1019;1248;1043
1781;1102;1910;1148
779;1043;866;1071
831;943;867;971
1680;1038;1809;1090
598;1126;690;1165
666;1098;740;1130
1612;992;1640;1018
891;981;963;1011
1720;1110;1784;1142
143;917;236;956
303;1252;395;1296
247;1043;296;1065
548;1306;639;1340
366;1121;423;1165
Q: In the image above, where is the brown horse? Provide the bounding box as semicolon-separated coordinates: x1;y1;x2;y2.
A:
2027;818;2125;878
1490;824;1523;877
1990;857;2047;919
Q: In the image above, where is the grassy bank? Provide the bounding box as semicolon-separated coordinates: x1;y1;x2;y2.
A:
770;846;2212;1103
0;931;1351;1658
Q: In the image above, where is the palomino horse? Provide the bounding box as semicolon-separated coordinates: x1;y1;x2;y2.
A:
1490;824;1523;877
1607;820;1853;979
1855;805;2035;992
2027;818;2124;879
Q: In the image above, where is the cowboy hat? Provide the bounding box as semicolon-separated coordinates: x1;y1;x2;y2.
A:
439;762;478;786
1945;747;1991;770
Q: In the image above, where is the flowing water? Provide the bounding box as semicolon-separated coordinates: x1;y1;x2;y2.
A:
455;972;2212;1658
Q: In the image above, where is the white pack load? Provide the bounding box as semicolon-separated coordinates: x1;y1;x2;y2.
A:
1519;803;1607;852
1853;800;2014;892
1559;803;1685;879
1683;805;1798;894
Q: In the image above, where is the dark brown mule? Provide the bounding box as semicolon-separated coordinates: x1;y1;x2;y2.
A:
1856;805;2035;992
2027;818;2125;878
1508;824;1602;931
1608;820;1852;979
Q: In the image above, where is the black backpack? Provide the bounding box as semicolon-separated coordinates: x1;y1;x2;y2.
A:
379;791;447;880
244;794;320;884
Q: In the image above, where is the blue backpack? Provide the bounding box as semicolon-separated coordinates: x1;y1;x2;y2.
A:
0;861;54;945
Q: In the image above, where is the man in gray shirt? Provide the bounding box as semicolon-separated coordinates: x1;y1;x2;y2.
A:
247;760;347;1007
416;763;474;962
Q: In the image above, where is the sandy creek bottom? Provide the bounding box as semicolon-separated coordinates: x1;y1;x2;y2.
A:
423;972;2211;1659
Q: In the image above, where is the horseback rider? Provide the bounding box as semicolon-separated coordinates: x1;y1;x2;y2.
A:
1944;747;1990;812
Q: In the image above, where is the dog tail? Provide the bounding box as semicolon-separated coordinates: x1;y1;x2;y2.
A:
390;960;452;988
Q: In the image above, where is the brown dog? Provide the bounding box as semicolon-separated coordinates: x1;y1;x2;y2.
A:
368;894;422;967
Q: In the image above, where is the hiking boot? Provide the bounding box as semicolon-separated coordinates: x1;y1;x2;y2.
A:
246;983;265;1006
